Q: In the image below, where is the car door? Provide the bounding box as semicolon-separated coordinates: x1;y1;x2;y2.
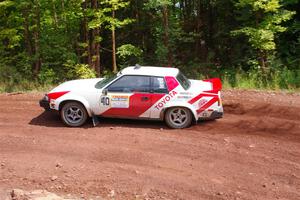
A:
100;75;152;118
148;76;169;119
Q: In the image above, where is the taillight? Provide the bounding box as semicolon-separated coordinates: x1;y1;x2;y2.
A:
47;91;69;100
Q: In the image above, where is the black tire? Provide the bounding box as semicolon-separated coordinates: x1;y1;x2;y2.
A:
60;102;88;127
165;107;193;129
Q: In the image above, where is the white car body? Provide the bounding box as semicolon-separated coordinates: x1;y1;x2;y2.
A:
40;66;223;127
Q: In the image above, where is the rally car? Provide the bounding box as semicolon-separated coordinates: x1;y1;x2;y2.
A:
39;65;223;128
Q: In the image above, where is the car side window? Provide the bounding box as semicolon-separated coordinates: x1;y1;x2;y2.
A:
107;75;150;93
152;77;168;93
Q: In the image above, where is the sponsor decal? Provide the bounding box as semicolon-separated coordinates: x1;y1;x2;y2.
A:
177;95;192;99
179;92;192;95
110;95;129;108
154;90;177;110
188;92;219;114
198;99;208;107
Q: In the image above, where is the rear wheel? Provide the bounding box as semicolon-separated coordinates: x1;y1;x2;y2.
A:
165;107;193;129
60;102;88;127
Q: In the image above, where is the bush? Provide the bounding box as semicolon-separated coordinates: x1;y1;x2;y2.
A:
63;61;96;80
221;68;299;90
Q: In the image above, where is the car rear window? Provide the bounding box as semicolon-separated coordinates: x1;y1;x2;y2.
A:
152;77;168;93
176;72;191;90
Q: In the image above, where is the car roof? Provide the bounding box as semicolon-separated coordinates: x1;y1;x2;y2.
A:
120;66;179;77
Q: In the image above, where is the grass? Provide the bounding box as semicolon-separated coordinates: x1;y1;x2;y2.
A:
221;68;299;92
0;68;299;93
0;81;55;93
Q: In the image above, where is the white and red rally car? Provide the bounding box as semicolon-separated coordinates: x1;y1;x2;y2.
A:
40;66;223;128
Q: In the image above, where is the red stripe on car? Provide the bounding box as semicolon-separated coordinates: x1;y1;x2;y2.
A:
48;91;69;100
196;96;218;114
188;93;217;105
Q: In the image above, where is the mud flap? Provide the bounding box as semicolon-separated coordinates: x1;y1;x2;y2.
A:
92;115;99;127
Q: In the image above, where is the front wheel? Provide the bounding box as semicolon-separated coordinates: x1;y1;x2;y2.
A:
165;107;193;129
60;102;88;127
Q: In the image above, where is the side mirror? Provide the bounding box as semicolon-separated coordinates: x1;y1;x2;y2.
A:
102;89;108;95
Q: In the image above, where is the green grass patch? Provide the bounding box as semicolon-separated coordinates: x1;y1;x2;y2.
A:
221;68;299;92
0;81;55;93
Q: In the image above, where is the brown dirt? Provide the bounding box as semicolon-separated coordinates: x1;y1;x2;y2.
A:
0;90;299;200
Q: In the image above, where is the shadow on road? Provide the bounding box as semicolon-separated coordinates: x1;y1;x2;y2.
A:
29;111;70;128
29;111;167;129
97;117;167;129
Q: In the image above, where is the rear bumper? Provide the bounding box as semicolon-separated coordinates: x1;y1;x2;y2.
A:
39;98;50;111
198;111;223;121
210;111;223;119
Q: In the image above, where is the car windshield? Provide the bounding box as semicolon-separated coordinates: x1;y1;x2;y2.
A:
176;71;191;90
95;74;118;89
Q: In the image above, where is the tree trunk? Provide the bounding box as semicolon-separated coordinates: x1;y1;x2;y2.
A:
112;10;117;73
258;50;268;73
208;1;214;50
22;9;33;57
80;0;90;65
33;1;41;76
93;28;101;76
195;0;202;59
61;0;66;22
90;0;100;75
61;0;68;34
52;0;58;28
162;5;172;67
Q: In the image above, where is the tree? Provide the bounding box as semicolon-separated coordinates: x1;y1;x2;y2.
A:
89;0;133;73
144;0;173;66
231;0;295;71
0;0;299;90
102;0;133;73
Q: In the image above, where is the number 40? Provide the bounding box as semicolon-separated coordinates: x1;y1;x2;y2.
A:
101;97;109;106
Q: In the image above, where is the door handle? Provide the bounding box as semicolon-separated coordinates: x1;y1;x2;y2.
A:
141;96;149;101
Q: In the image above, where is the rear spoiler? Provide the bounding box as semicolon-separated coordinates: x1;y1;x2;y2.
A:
203;78;222;93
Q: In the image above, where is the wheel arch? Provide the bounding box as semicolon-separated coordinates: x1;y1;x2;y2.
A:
58;99;92;117
160;104;198;123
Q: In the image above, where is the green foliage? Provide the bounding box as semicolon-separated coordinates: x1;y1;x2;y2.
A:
38;67;56;85
232;0;295;51
0;0;299;92
63;61;96;80
221;67;299;90
117;44;143;59
144;0;172;9
236;0;280;12
89;0;133;30
116;44;143;67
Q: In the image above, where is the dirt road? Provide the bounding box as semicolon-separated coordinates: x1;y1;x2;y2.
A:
0;90;299;200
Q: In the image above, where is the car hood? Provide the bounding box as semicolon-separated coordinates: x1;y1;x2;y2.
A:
50;78;104;93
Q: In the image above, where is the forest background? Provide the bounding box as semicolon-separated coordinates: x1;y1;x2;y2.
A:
0;0;299;92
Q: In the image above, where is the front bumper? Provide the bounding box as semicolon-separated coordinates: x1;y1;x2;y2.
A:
39;96;50;111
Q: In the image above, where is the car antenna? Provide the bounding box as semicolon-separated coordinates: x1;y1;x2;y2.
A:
134;64;141;69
